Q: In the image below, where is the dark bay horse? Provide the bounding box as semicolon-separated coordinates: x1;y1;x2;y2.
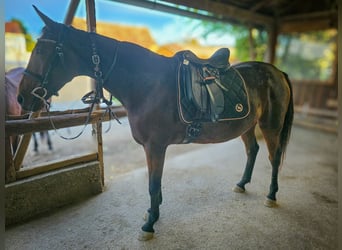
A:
18;7;293;240
5;67;53;154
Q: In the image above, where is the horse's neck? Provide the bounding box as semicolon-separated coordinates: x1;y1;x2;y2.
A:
69;33;175;109
93;39;174;107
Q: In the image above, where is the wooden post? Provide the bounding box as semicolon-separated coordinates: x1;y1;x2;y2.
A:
86;0;97;33
85;0;105;188
64;0;81;25
5;136;16;183
266;21;278;64
13;112;40;171
248;25;256;60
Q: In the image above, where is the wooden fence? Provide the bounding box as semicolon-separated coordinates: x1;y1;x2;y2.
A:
5;106;127;184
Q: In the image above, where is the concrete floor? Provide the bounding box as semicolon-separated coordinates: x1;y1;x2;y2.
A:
5;124;338;250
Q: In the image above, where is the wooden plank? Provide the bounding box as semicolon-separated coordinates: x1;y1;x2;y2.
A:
5;106;127;135
13;112;40;171
5;136;16;183
149;0;274;27
64;0;80;25
95;122;105;188
39;107;91;117
16;153;99;180
294;106;338;118
6;114;30;120
13;133;32;171
280;19;335;33
86;0;97;32
266;22;278;64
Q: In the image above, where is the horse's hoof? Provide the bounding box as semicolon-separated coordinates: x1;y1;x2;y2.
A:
138;230;154;241
264;198;277;207
232;185;245;193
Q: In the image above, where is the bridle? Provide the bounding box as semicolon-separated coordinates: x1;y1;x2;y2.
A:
23;27;66;105
22;25;121;139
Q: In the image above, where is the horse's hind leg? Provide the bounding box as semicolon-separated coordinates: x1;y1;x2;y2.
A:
233;125;259;193
139;143;166;241
260;128;282;207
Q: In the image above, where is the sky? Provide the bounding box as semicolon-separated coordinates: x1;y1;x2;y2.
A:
4;0;234;46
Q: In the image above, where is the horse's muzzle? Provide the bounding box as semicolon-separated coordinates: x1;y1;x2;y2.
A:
17;94;44;112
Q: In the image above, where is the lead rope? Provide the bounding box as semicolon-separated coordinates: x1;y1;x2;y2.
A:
31;86;93;140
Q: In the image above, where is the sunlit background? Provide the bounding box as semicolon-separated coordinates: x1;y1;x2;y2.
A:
5;0;338;113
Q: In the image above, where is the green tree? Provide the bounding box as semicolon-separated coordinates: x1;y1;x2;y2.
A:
276;30;337;81
190;20;268;61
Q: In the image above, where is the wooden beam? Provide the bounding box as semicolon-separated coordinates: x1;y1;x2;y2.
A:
111;0;274;28
280;19;336;33
158;0;274;27
266;22;278;63
13;133;32;171
280;10;338;22
86;0;97;32
249;0;271;12
5;107;127;136
13;112;41;172
5;136;16;183
279;10;337;33
64;0;81;25
16;153;98;180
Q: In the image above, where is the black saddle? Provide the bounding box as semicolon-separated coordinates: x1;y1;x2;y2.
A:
180;48;230;70
176;48;249;125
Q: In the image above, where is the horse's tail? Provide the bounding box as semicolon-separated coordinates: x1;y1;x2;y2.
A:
280;72;294;165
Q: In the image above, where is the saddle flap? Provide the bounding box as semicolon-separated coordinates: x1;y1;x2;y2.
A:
205;82;224;121
189;65;208;113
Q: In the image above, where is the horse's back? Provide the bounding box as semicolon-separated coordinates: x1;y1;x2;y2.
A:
233;61;292;130
233;61;287;86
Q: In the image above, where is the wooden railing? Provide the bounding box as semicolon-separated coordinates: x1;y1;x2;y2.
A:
5;106;127;184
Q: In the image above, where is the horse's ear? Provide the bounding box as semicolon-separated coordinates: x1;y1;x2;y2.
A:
33;5;55;28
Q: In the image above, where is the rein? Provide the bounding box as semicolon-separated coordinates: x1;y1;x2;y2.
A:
25;27;121;140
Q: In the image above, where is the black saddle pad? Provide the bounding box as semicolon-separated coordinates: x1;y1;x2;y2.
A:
177;63;250;123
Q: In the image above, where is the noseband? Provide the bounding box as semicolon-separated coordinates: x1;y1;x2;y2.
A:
23;27;66;101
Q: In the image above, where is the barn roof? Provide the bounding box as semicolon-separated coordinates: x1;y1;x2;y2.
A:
109;0;338;32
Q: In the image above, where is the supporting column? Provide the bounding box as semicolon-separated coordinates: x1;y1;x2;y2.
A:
64;0;80;25
85;0;105;188
266;21;278;64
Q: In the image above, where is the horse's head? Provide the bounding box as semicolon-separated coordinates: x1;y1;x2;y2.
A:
18;6;74;111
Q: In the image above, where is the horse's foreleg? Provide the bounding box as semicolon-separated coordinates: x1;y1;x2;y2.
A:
33;133;39;152
46;131;53;151
233;126;259;193
139;143;166;241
